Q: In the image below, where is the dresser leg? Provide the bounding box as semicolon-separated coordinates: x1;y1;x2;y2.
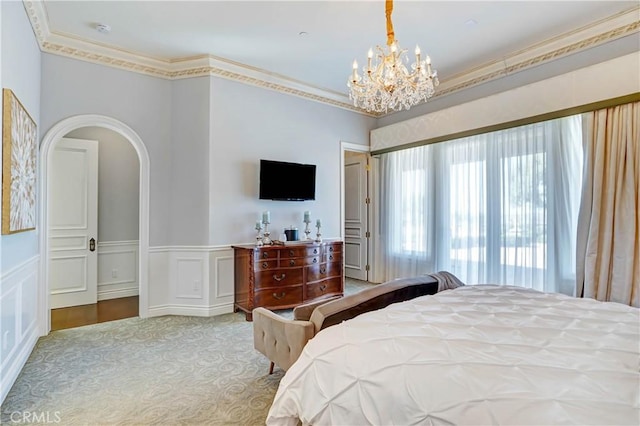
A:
269;362;275;375
245;311;253;321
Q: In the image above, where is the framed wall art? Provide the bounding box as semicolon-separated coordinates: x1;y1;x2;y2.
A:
2;88;37;235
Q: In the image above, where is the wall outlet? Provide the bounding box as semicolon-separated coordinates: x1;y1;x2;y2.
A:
111;269;118;278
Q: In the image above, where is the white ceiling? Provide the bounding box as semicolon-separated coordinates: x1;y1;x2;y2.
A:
38;1;639;101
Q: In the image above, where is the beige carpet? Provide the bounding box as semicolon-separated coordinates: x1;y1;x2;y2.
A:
1;279;373;425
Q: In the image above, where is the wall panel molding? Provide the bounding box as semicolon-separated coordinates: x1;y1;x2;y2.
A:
148;246;235;317
97;240;139;301
0;255;39;404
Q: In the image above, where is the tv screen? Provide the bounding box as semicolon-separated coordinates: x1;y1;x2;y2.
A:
259;159;316;201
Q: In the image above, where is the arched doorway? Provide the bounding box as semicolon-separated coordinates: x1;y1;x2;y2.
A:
39;115;150;334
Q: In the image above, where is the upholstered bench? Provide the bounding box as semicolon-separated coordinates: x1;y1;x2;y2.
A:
253;274;455;374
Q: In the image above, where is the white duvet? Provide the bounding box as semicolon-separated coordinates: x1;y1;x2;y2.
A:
267;285;640;425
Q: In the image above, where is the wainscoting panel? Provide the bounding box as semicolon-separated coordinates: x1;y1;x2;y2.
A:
147;246;235;317
0;256;40;404
97;241;139;301
174;257;205;300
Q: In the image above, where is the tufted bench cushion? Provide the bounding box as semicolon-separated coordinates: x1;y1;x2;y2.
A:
309;276;439;333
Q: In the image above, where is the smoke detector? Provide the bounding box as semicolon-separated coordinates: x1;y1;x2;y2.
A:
95;23;111;34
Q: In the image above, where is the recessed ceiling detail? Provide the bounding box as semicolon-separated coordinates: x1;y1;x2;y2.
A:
23;1;640;117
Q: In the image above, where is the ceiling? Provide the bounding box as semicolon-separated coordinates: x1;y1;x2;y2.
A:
30;1;640;113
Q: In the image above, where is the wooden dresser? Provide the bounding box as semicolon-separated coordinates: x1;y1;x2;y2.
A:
233;240;343;321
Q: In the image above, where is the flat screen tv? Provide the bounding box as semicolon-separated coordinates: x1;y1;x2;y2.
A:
259;159;316;201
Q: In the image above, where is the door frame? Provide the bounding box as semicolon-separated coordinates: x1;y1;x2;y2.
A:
339;141;376;282
39;114;150;335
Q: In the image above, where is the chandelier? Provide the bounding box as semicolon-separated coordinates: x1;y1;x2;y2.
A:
348;0;439;113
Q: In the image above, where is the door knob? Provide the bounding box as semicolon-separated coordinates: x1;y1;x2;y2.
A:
89;238;96;252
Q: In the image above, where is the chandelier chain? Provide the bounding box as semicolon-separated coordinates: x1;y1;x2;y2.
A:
385;0;394;46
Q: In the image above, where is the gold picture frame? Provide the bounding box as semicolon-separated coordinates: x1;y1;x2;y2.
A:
2;88;37;235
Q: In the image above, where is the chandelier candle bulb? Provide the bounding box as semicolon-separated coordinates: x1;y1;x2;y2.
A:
255;220;262;231
262;211;270;224
304;211;311;223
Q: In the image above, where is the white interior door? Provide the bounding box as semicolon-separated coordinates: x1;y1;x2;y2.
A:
344;151;369;281
49;138;99;308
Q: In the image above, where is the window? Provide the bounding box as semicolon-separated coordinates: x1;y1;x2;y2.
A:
379;115;583;294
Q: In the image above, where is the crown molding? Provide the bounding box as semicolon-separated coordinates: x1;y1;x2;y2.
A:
23;1;639;118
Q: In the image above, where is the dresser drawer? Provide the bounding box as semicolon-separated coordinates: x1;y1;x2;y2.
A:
306;277;342;300
254;259;278;271
306;246;321;257
255;250;278;260
280;257;303;267
324;252;340;263
279;247;307;259
304;256;322;266
255;285;303;307
326;243;342;254
255;267;303;289
307;261;342;282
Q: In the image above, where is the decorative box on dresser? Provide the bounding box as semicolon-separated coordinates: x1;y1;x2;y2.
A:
233;240;343;321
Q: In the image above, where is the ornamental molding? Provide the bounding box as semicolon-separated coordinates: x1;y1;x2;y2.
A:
23;1;639;117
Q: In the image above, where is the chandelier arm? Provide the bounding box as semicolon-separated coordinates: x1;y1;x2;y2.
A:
385;0;395;46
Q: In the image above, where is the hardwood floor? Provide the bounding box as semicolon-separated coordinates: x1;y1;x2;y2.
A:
51;296;139;331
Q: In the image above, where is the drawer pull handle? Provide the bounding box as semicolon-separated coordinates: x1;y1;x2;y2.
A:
329;255;333;261
313;258;318;264
320;284;327;292
262;262;268;269
320;267;326;274
313;249;318;254
263;252;268;258
272;292;286;300
273;273;286;282
329;247;334;252
289;250;294;256
289;260;295;266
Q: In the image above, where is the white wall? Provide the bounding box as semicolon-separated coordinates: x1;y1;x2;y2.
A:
209;76;375;246
1;1;41;273
148;76;375;317
1;0;41;404
39;51;376;319
170;77;211;246
65;127;140;243
40;53;172;247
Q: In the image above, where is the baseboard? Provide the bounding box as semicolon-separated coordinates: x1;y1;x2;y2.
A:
147;303;234;318
0;321;39;404
98;287;139;301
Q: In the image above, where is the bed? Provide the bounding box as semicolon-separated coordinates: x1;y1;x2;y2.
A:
266;285;640;425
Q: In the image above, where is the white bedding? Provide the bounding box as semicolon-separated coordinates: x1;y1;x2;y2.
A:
267;285;640;425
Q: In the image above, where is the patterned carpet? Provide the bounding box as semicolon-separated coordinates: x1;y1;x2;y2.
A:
1;279;373;425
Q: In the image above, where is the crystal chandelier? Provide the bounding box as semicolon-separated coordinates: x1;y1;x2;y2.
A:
348;0;439;113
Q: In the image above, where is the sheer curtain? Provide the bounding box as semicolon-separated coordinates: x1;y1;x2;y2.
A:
377;115;583;294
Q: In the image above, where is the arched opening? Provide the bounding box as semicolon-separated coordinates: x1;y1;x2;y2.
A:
39;115;150;334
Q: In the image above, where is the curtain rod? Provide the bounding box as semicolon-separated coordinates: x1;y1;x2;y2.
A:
371;93;640;156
